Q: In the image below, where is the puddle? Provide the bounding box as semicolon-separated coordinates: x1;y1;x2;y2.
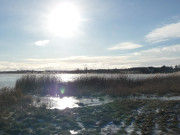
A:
70;130;78;134
32;95;180;110
32;96;79;110
78;96;113;106
32;95;114;110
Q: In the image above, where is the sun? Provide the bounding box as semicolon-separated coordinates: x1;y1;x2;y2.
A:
46;2;82;38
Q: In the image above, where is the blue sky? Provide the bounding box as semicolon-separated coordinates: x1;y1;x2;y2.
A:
0;0;180;71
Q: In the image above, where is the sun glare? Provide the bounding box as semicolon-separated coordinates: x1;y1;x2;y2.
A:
46;3;82;38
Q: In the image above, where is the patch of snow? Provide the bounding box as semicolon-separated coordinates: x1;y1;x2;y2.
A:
137;107;144;114
120;121;125;128
153;123;161;135
125;123;134;134
70;130;78;134
136;130;142;135
76;117;84;128
79;96;113;107
126;96;180;101
101;122;120;135
155;109;160;113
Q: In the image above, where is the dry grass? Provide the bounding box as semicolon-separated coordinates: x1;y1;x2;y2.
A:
13;73;180;97
15;74;60;96
0;87;22;108
1;73;180;105
70;74;180;96
136;75;180;95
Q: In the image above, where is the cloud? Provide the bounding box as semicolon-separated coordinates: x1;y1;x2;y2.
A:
34;40;50;46
1;44;180;71
108;42;143;50
130;44;180;66
24;56;132;69
146;21;180;43
134;44;180;57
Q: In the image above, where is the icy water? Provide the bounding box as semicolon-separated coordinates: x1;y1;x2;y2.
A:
0;73;173;89
0;73;82;89
0;74;23;88
32;95;180;110
32;95;113;110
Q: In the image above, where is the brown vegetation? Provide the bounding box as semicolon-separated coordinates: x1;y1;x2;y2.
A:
0;87;22;108
0;73;180;107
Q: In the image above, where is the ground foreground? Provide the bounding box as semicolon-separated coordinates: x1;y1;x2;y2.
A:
0;74;180;134
0;99;179;135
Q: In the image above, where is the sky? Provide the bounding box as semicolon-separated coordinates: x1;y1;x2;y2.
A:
0;0;180;71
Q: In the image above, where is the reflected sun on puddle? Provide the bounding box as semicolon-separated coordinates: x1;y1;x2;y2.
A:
50;97;79;110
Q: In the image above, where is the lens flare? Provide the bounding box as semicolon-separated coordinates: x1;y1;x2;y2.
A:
60;88;65;94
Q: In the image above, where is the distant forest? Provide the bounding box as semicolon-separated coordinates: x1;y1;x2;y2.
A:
0;65;180;74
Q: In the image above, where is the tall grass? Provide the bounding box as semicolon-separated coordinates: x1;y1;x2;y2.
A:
66;74;180;96
0;87;22;107
0;74;60;108
1;73;180;102
15;74;60;96
137;75;180;95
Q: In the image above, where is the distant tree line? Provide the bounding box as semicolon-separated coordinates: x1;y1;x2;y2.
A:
0;65;180;74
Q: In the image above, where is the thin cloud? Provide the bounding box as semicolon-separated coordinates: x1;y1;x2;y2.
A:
2;44;180;71
108;42;143;50
34;40;50;46
146;21;180;43
1;51;180;71
131;44;180;66
135;44;180;57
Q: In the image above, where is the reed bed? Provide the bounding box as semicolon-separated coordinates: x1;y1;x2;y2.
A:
69;74;180;96
15;74;60;96
13;73;180;97
1;73;180;107
0;87;22;108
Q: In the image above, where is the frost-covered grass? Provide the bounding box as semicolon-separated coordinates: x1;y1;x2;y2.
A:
0;99;179;135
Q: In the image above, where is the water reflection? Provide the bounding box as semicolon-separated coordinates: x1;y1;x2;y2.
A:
32;96;113;110
33;95;180;110
56;74;80;82
33;96;79;110
70;130;78;134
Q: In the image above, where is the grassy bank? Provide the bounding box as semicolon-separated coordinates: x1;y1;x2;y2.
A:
0;87;22;108
14;73;180;97
0;73;180;134
1;73;180;107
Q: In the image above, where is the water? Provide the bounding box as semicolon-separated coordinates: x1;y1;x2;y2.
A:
32;95;180;110
32;96;79;110
0;74;24;88
0;73;82;89
32;95;113;110
0;73;176;89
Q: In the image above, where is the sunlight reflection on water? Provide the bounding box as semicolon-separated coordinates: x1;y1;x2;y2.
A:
50;97;79;109
33;95;113;110
70;130;78;134
33;96;79;110
55;74;80;82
